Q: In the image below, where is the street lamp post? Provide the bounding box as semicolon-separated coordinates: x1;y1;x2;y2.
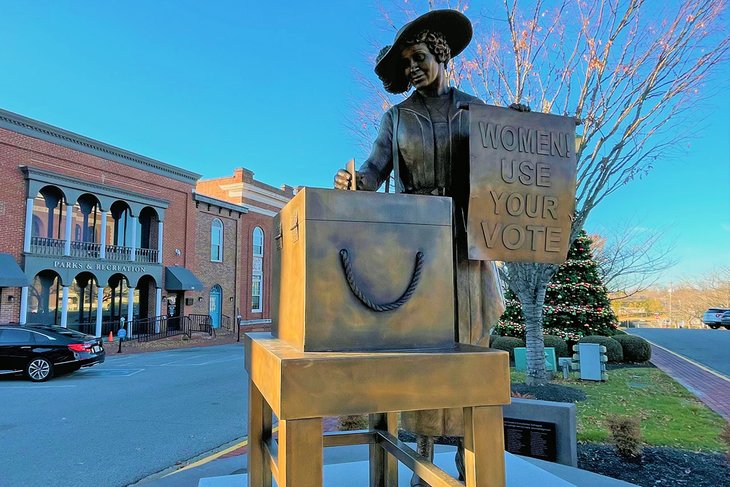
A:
668;283;673;328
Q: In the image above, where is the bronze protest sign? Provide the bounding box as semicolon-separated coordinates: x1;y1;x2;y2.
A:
468;105;576;264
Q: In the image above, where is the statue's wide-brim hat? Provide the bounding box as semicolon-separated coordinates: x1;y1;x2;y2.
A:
375;9;472;94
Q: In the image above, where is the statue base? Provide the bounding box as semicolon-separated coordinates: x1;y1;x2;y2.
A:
244;332;511;487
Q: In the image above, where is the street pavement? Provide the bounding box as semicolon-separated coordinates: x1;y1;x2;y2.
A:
629;328;729;376
0;343;247;487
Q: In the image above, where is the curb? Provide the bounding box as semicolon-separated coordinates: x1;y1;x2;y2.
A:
640;337;729;382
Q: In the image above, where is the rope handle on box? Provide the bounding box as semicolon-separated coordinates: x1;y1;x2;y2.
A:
339;249;424;312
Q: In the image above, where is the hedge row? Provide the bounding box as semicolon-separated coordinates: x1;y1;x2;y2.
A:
611;335;652;362
492;333;651;364
579;335;624;362
578;335;652;363
490;336;524;359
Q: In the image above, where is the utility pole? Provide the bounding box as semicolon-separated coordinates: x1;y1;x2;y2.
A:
668;282;673;328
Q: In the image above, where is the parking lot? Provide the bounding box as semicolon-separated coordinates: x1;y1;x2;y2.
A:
0;344;247;487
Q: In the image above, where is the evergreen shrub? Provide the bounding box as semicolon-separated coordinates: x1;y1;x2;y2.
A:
337;415;368;431
495;231;619;342
579;335;624;362
612;335;652;362
543;335;570;357
491;336;525;359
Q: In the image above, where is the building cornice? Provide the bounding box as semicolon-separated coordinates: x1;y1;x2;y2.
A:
193;192;249;215
246;206;278;217
22;165;170;209
0;108;201;184
217;181;291;204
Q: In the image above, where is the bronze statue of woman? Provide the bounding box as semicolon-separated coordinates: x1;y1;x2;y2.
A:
334;9;522;485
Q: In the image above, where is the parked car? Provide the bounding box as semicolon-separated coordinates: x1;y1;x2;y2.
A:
0;324;105;382
720;311;730;330
702;308;730;329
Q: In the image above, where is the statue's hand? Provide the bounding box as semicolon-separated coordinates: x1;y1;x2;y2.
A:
508;103;531;113
334;169;353;190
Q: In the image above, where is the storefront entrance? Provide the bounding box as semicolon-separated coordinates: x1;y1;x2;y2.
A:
209;285;222;329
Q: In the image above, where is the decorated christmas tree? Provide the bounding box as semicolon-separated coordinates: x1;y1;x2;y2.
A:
495;231;618;342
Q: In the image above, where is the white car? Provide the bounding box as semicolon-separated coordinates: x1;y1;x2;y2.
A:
702;308;730;329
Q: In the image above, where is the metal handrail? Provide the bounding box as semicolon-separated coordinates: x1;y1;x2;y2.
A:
30;236;65;255
29;236;161;265
75;319;125;337
133;315;192;342
188;314;214;336
135;247;159;263
105;244;132;261
70;240;101;258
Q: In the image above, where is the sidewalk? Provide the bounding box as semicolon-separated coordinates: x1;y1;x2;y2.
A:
134;417;343;486
647;342;730;420
106;325;270;355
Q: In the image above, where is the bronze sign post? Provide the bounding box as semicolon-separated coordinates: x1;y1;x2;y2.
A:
467;105;577;264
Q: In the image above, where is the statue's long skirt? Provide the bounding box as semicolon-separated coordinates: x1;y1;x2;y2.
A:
401;211;504;437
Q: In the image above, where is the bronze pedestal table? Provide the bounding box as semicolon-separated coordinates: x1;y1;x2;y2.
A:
245;333;511;487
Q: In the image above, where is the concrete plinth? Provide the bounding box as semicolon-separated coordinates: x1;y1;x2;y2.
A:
198;448;638;487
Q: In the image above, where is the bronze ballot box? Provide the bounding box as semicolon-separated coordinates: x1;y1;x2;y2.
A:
271;187;455;352
247;187;511;487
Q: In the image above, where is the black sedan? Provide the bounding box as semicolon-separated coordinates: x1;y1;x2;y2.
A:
0;325;105;381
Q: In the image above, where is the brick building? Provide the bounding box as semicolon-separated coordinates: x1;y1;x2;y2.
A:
196;168;295;322
188;192;246;329
0;108;292;334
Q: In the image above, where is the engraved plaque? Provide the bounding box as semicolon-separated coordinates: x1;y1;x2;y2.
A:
504;418;557;462
468;105;576;264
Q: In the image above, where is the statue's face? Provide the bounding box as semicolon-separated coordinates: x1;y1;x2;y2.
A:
401;43;441;91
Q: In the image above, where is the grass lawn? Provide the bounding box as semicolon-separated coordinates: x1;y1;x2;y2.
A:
510;366;727;452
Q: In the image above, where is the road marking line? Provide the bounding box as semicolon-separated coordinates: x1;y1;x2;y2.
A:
160;357;239;367
642;338;730;382
164;426;280;477
158;354;206;366
78;368;145;377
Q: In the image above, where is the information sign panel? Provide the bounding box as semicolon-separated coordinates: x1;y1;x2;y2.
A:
514;347;557;372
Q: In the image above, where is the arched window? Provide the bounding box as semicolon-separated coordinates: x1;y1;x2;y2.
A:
253;227;264;257
251;227;264;312
211;219;223;262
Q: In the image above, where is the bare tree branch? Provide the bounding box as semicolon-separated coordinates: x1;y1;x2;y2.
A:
590;221;679;299
356;0;730;385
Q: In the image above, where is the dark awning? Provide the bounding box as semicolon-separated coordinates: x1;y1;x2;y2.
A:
165;266;204;291
0;253;29;287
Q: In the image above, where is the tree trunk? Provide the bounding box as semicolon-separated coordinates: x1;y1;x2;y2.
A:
521;285;548;386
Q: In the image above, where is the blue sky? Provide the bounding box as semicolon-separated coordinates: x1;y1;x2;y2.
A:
1;0;728;284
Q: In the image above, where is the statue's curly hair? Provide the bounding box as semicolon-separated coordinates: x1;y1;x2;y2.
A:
405;30;451;64
376;29;452;94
